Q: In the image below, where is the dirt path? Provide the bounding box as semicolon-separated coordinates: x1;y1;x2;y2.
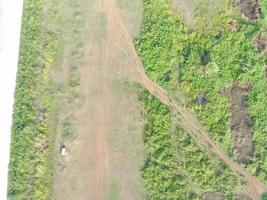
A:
101;0;267;199
52;0;145;199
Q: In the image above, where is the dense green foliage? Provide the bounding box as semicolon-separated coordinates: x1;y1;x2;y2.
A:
140;90;241;199
137;0;267;199
262;192;267;200
8;0;59;199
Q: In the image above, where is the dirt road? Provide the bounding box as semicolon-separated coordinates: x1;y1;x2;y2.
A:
52;0;145;199
101;0;267;199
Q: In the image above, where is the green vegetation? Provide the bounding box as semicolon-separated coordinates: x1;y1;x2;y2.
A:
8;0;59;199
172;0;236;34
140;90;242;199
61;118;76;141
109;180;121;200
262;192;267;200
8;0;93;198
137;0;267;199
8;0;267;199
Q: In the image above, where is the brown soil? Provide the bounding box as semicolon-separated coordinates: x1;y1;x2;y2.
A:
232;0;261;21
203;192;225;200
221;82;254;164
234;194;252;200
228;20;240;32
34;138;49;149
197;92;207;105
255;35;267;54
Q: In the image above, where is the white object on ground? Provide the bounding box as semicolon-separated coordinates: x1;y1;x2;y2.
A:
61;147;66;156
0;0;23;199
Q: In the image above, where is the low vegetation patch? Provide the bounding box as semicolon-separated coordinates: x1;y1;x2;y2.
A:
139;90;241;199
262;192;267;200
8;0;59;199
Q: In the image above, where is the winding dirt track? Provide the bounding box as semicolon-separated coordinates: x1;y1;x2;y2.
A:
100;0;267;199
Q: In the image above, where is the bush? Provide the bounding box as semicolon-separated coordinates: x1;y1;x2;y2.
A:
262;193;267;200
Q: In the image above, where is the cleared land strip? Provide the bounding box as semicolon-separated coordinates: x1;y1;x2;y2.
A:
101;0;267;199
52;0;146;199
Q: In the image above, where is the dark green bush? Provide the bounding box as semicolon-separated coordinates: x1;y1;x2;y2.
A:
262;193;267;200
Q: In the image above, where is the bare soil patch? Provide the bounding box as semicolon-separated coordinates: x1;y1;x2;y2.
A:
203;192;225;200
172;0;231;31
232;0;261;21
255;35;267;54
233;194;252;200
221;82;254;164
205;193;253;200
228;20;240;32
51;0;145;200
197;92;207;106
116;0;143;39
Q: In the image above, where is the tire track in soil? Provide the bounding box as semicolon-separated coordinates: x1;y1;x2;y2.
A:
94;8;111;199
78;39;111;200
100;0;267;199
